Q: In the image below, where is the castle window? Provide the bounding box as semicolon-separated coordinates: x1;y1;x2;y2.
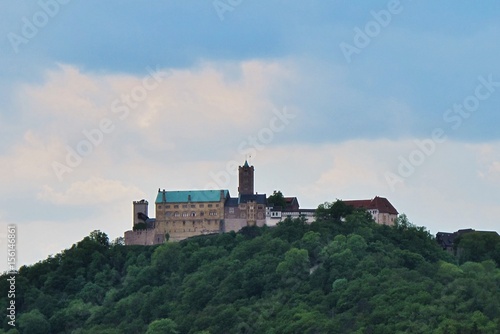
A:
174;212;180;217
158;205;162;209
200;212;204;216
208;204;213;208
191;204;196;208
191;212;196;217
199;204;204;208
174;205;179;209
182;212;188;217
182;204;188;208
166;205;171;209
165;212;172;217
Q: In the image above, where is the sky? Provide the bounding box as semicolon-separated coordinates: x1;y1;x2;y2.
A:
1;0;500;272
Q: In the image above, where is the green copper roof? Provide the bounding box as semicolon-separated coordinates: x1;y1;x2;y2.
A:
155;190;229;203
243;160;249;167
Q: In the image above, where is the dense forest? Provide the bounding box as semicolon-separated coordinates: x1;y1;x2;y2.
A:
1;204;500;333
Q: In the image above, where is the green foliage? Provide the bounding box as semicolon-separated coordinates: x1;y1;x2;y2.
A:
133;222;147;231
18;309;50;334
454;231;500;265
267;190;286;208
1;217;499;333
146;318;179;334
315;199;353;222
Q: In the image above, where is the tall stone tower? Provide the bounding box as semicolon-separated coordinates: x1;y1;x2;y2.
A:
238;160;254;196
133;199;149;226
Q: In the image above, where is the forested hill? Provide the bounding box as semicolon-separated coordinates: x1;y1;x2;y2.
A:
2;211;500;334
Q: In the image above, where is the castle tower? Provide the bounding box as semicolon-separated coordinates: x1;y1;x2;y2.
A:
133;199;149;226
238;160;254;196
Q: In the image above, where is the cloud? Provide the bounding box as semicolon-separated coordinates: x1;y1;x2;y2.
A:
485;162;500;180
0;130;63;192
14;60;296;157
38;177;146;206
471;142;500;184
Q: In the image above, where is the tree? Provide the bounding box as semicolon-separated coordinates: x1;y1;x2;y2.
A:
276;248;310;285
146;318;179;334
315;200;353;222
18;309;51;334
89;230;110;248
300;231;322;264
111;236;125;246
267;190;286;208
454;231;500;265
273;217;309;243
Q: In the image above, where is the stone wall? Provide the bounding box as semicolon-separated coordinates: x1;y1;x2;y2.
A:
124;229;165;246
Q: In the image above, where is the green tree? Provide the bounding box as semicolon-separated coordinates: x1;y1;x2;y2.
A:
315;199;353;222
276;248;310;286
300;231;322;264
89;230;110;248
111;236;125;246
454;231;500;265
146;318;179;334
18;310;50;334
267;190;286;208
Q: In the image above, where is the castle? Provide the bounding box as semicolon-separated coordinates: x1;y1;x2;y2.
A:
124;161;399;245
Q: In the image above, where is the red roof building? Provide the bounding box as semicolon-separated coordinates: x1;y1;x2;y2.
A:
344;196;398;225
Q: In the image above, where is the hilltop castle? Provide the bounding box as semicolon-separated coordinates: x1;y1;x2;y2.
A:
124;161;399;245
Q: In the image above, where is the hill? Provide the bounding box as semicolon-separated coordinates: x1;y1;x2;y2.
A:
1;211;500;333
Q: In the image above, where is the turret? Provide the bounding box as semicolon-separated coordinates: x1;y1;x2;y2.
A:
133;199;149;226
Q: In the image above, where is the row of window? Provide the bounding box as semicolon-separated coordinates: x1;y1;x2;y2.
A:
167;228;220;233
164;220;219;226
158;203;219;209
237;204;265;210
239;213;264;219
165;211;218;217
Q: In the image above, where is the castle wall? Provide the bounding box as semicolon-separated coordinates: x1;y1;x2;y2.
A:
153;219;222;241
375;213;397;226
224;219;248;232
125;229;165;246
